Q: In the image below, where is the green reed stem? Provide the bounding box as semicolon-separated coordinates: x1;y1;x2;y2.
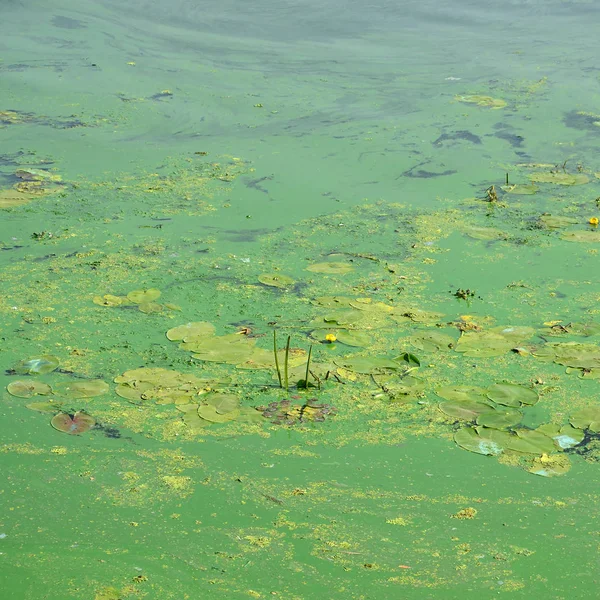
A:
303;344;313;389
273;330;283;388
284;335;291;392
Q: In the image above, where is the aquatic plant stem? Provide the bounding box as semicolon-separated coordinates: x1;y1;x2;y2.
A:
284;335;291;392
273;330;283;388
303;344;313;389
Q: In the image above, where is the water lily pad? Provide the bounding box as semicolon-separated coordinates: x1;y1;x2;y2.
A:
166;321;216;341
507;429;556;455
527;453;571;477
501;183;538;195
486;383;538;407
51;412;96;434
7;380;52;398
127;288;161;304
138;301;163;314
454;427;509;455
372;374;426;402
456;95;507;109
455;326;534;357
93;294;129;307
0;188;32;208
463;226;505;241
14;355;59;375
439;400;496;420
258;273;295;289
537;423;584;449
570;406;600;432
205;393;239;414
529;172;589;185
26;400;63;413
538;215;579;229
15;168;61;182
53;379;109;399
538;342;600;369
187;334;256;364
198;404;240;423
436;385;488;403
476;409;522;429
306;262;354;274
409;330;455;352
560;230;600;243
334;330;373;347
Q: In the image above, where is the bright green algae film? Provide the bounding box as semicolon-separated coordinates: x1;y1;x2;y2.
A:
2;1;600;599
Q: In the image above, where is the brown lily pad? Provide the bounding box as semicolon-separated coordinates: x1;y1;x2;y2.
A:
51;412;96;435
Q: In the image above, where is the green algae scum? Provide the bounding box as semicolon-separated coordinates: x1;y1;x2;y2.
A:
2;1;600;598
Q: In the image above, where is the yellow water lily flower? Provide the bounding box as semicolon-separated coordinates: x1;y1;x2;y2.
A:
325;333;337;343
589;217;599;226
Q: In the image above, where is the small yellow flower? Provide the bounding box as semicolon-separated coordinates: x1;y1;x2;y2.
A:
589;217;599;226
325;333;337;343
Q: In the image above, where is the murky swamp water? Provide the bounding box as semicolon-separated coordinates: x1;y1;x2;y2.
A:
1;1;600;598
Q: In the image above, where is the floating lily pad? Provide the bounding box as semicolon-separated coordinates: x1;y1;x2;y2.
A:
570;407;600;432
409;330;455;352
436;385;488;403
560;230;600;243
0;188;32;208
537;342;600;369
454;427;509;455
439;400;496;420
204;393;239;414
463;226;505;241
198;404;240;423
7;380;52;398
53;379;109;399
529;172;589;186
14;355;59;375
476;409;522;430
486;383;538;407
306;262;354;274
166;321;216;341
26;400;63;413
455;326;534;357
507;429;556;455
138;301;163;314
372;374;426;402
527;453;571;477
258;273;295;289
538;215;579;229
334;330;373;347
456;95;507;109
93;294;129;307
127;288;161;304
537;423;585;449
500;183;538;195
51;412;96;435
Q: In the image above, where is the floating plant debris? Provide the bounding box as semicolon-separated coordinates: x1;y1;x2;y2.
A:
50;412;96;435
6;380;52;398
455;94;507;109
528;171;589;186
258;397;336;426
462;226;505;241
13;355;60;375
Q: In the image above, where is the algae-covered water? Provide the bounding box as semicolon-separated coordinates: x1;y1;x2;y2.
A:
2;1;600;598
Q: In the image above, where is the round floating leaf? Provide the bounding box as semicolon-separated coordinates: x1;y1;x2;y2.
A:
436;385;488;403
528;453;571;477
456;95;507;109
529;172;589;186
454;427;509;455
439;400;496;421
7;380;52;398
53;379;109;399
538;215;579;229
409;330;455;352
236;406;265;423
570;407;600;432
205;393;239;414
138;301;163;314
501;183;538;195
537;423;584;449
507;429;556;455
334;356;402;374
561;230;600;243
189;334;256;364
306;262;354;274
542;342;600;369
127;288;161;304
198;404;239;423
114;381;154;402
486;383;538;407
93;294;128;307
372;374;426;402
335;330;373;348
26;400;63;413
51;412;95;435
258;273;295;289
14;355;59;375
463;226;505;241
166;321;216;341
476;409;522;430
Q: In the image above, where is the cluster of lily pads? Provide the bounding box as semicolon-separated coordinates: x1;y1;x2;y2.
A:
6;355;106;435
437;383;599;476
534;341;600;378
93;288;180;314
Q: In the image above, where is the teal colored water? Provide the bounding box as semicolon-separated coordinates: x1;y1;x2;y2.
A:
1;1;600;598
